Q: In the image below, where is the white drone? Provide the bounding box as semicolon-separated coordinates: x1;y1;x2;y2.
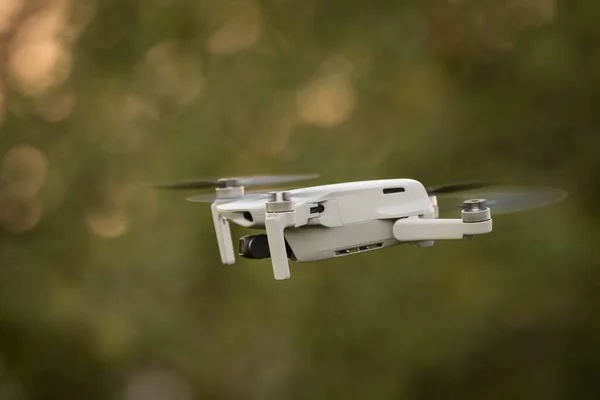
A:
150;174;567;281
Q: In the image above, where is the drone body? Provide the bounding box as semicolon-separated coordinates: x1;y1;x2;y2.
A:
195;178;493;280
150;174;566;281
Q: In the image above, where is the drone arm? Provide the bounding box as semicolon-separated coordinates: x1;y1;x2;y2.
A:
393;217;492;242
211;202;235;265
265;212;296;280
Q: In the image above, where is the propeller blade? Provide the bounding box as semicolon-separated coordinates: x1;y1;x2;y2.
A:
426;180;497;196
145;174;320;190
438;186;568;216
186;192;272;203
186;193;222;203
144;179;220;190
236;174;320;187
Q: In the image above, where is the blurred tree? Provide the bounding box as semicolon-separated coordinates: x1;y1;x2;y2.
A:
0;0;598;399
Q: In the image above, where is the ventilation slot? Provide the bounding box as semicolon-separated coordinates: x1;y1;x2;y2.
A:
383;187;405;194
359;243;383;251
335;242;383;256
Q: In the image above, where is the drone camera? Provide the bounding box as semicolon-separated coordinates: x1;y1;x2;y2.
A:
239;234;271;259
239;234;295;260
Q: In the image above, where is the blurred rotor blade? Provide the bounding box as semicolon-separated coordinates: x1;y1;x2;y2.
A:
144;179;220;190
438;187;568;216
186;193;221;203
145;174;320;190
236;174;320;187
186;191;271;203
426;180;497;196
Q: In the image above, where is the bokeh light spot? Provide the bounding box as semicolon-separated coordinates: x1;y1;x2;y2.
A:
8;1;73;96
86;208;129;238
0;0;24;34
9;39;71;96
207;1;263;55
296;57;357;127
1;145;48;198
34;86;77;122
85;179;134;238
0;145;47;233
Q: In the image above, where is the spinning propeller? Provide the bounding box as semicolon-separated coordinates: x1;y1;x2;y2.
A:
145;174;320;203
145;173;566;281
147;174;320;190
146;173;563;215
425;181;497;196
437;186;568;216
176;178;497;203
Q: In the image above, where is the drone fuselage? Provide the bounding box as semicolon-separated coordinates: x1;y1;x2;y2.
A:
217;179;438;262
155;174;564;281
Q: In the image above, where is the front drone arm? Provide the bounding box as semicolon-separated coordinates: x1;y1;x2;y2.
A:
264;193;314;280
265;212;295;280
211;201;235;265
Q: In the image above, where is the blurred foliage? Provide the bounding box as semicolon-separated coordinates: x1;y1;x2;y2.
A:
0;0;599;399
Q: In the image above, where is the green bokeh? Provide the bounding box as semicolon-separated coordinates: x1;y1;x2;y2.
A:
0;1;598;399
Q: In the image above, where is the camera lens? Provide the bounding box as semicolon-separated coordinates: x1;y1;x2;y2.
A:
239;235;271;259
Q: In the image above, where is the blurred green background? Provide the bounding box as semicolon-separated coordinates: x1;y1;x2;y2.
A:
0;0;598;399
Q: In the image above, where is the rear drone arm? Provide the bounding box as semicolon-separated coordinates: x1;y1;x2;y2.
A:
393;200;492;241
392;217;492;241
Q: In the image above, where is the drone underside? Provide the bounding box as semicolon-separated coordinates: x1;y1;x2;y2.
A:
148;174;567;281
